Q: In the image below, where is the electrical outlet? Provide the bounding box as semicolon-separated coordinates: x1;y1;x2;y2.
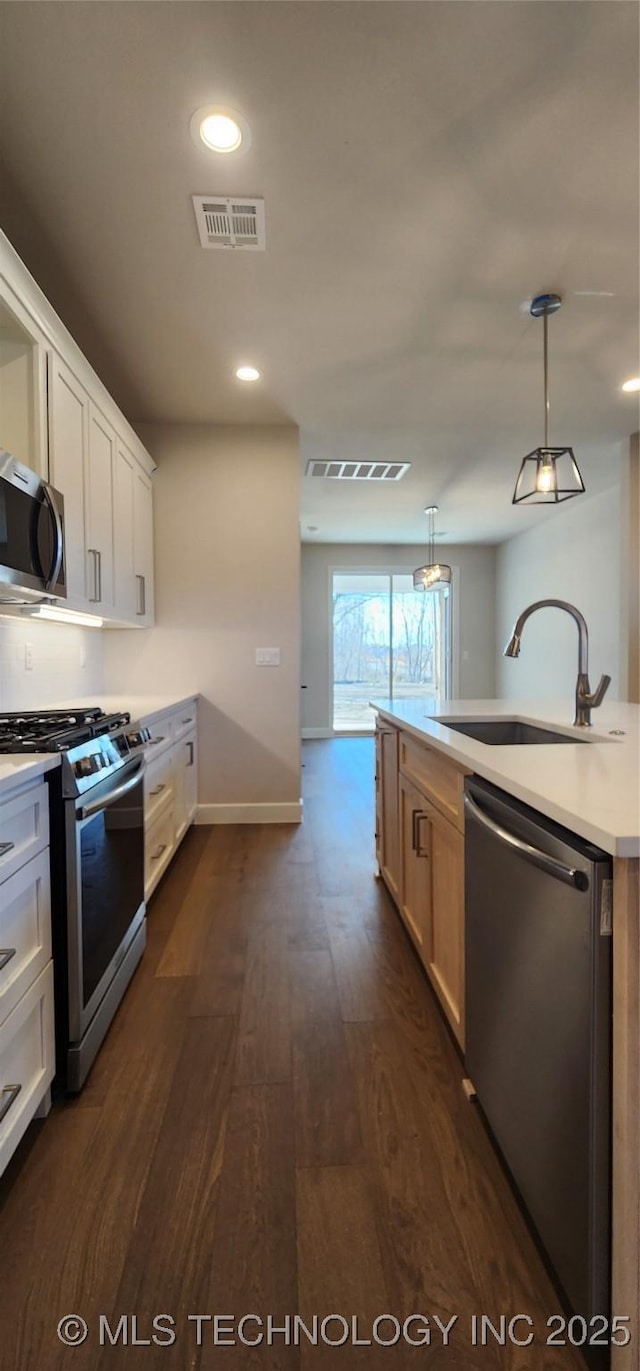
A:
24;642;34;671
255;647;281;667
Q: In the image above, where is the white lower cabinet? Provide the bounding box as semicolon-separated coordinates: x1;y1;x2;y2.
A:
0;963;55;1176
145;802;175;900
0;773;55;1177
174;729;198;845
142;701;199;900
0;850;52;1026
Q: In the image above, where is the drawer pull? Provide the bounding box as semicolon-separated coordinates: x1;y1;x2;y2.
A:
150;844;168;862
149;736;166;746
0;948;16;972
150;784;166;797
0;841;16;858
0;1083;21;1126
181;718;193;725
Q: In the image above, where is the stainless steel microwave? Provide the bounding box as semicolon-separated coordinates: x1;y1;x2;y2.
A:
0;451;66;602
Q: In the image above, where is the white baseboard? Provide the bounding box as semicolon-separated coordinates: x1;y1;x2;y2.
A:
302;727;334;739
196;801;303;825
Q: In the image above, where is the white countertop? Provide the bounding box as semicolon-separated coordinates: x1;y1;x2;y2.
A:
0;753;60;798
372;697;640;858
0;696;199;799
49;693;199;726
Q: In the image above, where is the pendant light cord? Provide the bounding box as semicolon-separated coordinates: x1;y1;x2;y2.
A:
543;308;550;447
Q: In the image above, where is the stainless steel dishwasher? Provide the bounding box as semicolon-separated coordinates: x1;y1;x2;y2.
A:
464;776;612;1339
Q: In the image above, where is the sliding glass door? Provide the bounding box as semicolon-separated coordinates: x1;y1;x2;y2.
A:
332;571;451;732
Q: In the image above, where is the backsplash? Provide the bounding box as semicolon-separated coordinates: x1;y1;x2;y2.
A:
0;615;104;711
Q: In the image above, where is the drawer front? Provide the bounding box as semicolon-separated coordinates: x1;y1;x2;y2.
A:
399;734;467;831
173;704;197;743
0;851;52;1029
0;962;55;1178
145;804;175;900
144;714;175;756
144;749;174;826
0;782;49;884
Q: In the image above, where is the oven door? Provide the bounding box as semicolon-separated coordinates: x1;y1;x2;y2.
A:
66;758;145;1043
0;452;66;601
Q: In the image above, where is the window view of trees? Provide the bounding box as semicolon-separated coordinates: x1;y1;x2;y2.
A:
332;573;450;730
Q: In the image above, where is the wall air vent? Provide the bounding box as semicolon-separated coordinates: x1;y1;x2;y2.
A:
305;460;411;481
192;195;266;250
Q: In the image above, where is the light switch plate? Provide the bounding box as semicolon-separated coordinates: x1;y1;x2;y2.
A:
256;647;281;666
24;642;34;671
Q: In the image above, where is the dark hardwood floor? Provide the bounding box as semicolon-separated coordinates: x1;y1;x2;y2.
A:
0;739;586;1370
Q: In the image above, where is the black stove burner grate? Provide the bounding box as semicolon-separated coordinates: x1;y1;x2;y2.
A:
0;708;131;753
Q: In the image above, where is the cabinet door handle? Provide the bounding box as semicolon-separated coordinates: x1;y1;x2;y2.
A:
186;741;194;767
411;808;420;852
150;844;167;862
136;573;146;616
0;948;16;972
0;1083;21;1125
150;784;166;796
415;813;430;858
0;841;15;858
88;548;102;602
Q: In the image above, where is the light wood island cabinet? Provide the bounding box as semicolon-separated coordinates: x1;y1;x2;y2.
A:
374;721;400;902
375;714;469;1047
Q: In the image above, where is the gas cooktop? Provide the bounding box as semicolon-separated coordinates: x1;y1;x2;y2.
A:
0;707;131;753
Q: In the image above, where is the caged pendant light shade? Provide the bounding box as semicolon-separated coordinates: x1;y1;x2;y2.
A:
512;294;585;505
413;506;452;590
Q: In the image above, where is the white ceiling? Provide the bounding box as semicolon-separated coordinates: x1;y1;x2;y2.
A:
0;1;638;544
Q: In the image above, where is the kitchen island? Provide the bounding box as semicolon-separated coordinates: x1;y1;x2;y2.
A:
372;697;640;1370
372;701;638;1365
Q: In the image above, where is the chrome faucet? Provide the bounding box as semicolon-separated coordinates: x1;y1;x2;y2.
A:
504;599;611;728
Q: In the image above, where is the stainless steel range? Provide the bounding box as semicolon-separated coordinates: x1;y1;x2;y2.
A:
0;708;146;1091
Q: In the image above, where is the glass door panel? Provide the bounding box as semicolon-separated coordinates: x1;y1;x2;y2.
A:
332;572;451;732
390;574;450;708
332;573;390;731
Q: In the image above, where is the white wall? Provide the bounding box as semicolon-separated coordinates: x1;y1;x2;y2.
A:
301;541;497;732
496;484;623;701
104;424;301;819
0;615;104;711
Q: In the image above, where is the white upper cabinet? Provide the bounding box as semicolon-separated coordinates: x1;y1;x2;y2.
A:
0;278;48;477
47;352;89;604
86;402;115;613
114;440;155;625
1;231;156;627
114;440;136;619
133;463;154;625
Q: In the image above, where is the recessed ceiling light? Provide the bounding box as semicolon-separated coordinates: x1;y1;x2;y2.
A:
235;365;261;382
621;376;640;393
190;105;251;155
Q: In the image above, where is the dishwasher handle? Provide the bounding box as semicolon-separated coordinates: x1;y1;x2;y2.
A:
464;791;589;892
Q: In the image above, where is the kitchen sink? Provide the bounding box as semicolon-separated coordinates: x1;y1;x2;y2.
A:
430;718;592;745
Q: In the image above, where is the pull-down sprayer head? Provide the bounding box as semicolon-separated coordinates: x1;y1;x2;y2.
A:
503;631;522;659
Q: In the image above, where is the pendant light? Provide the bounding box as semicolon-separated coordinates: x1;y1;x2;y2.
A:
512;293;585;504
413;506;451;590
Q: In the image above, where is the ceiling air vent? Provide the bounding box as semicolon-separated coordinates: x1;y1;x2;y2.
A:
192;195;266;250
305;460;411;481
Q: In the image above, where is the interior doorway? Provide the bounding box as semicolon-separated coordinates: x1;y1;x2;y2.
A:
332;571;451;732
